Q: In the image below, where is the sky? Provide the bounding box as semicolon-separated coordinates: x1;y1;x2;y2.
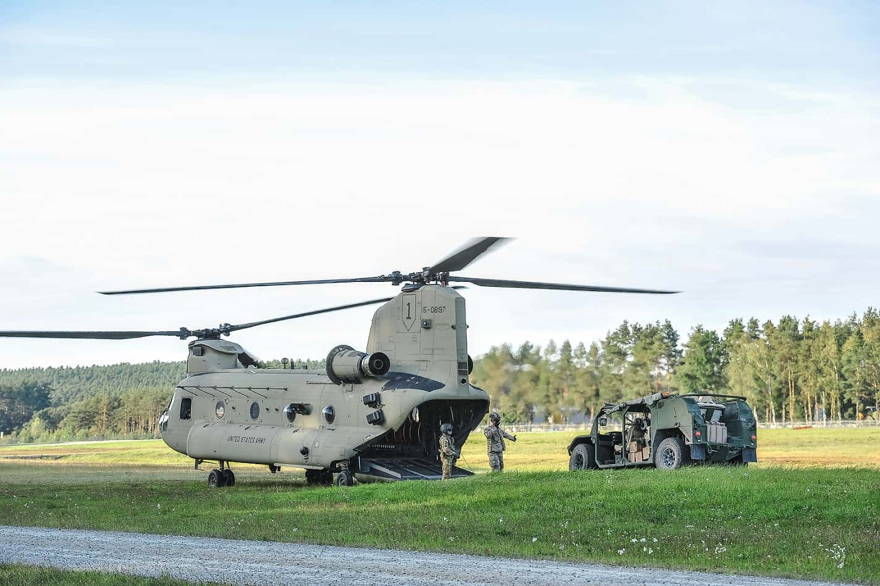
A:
1;1;879;369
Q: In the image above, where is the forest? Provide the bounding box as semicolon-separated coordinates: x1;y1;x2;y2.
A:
473;309;880;424
0;309;878;443
0;358;317;443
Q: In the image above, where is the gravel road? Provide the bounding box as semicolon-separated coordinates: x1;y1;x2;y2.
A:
0;525;843;585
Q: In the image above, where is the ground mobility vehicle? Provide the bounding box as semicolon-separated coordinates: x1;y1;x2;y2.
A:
568;392;758;470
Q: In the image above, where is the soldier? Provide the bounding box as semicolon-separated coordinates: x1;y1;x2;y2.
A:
438;423;459;480
484;412;516;472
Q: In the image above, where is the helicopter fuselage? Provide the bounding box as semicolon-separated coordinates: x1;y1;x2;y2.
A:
159;285;489;481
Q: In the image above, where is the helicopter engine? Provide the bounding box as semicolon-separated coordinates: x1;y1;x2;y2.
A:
326;345;390;384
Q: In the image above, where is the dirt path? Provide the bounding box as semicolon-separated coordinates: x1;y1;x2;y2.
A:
0;525;842;585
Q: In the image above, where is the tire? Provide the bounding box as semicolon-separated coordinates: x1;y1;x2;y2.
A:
335;469;354;486
222;469;236;486
208;469;225;488
569;443;596;471
654;437;690;470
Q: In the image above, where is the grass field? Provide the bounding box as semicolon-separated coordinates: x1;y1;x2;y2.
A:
0;564;197;585
0;428;878;583
2;426;878;475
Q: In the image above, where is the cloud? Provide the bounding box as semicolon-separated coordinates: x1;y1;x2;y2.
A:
0;76;878;367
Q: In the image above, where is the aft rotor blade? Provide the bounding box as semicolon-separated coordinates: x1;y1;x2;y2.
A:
99;276;389;295
229;296;394;332
447;276;680;294
430;237;511;274
0;330;184;340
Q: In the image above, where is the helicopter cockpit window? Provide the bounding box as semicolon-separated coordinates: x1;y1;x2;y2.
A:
250;402;260;420
215;401;225;419
322;405;335;424
180;397;192;420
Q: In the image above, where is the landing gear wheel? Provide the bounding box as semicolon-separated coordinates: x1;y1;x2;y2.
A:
306;469;333;486
222;469;236;486
208;468;226;488
569;444;596;471
654;437;690;470
335;469;354;486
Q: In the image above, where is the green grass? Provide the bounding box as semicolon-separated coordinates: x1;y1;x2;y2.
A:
0;468;877;583
2;426;878;473
0;564;197;585
0;429;878;583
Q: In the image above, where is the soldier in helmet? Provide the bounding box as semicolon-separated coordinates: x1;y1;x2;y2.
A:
484;412;516;472
438;423;459;480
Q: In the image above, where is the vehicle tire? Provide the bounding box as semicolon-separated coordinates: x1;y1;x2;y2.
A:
569;443;595;471
335;469;354;486
654;437;689;470
222;469;236;486
208;469;226;488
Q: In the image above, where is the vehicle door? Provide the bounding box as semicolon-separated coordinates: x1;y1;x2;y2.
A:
595;410;624;466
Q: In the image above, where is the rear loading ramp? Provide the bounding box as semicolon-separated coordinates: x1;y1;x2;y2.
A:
356;457;473;481
353;398;487;480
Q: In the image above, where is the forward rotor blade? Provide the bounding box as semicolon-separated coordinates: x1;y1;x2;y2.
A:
228;296;394;332
99;276;389;295
447;276;680;294
0;296;398;341
0;330;184;340
430;237;511;274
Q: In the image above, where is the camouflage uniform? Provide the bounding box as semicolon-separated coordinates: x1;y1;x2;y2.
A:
438;433;458;480
484;424;516;471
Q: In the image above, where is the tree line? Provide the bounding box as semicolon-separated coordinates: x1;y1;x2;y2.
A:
471;309;880;424
0;361;186;443
0;358;321;443
1;309;878;442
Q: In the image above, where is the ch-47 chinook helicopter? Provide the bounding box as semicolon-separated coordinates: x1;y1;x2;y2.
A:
0;238;677;486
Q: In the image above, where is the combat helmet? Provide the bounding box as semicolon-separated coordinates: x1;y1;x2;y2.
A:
489;412;501;424
440;423;453;434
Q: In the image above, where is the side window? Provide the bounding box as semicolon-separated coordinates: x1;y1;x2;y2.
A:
180;397;192;420
598;412;623;434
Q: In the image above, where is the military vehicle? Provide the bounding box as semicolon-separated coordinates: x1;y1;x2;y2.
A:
568;392;757;470
1;237;677;486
